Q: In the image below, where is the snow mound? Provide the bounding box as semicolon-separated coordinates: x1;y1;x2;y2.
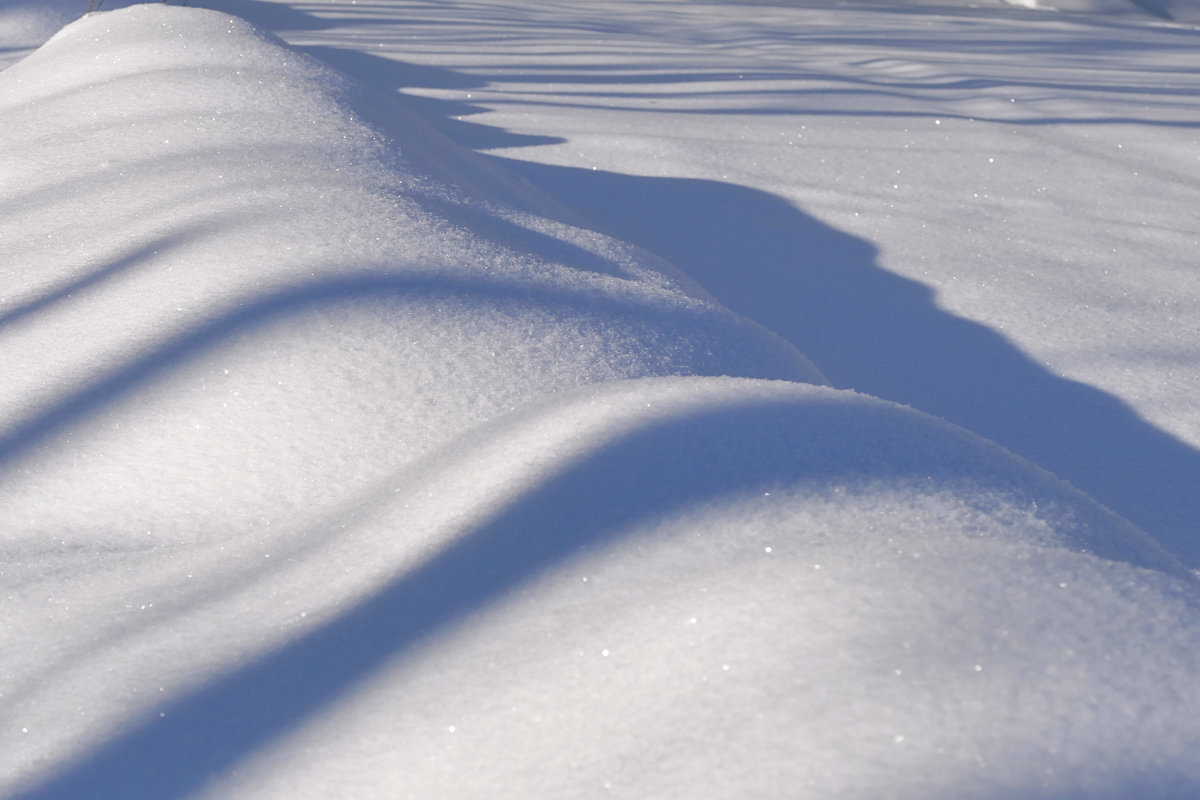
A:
2;5;1199;799
0;4;820;543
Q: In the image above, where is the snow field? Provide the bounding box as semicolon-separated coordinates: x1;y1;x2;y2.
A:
2;3;1200;799
367;0;1200;559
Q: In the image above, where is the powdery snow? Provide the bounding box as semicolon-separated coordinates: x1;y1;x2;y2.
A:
356;0;1200;560
2;2;1199;799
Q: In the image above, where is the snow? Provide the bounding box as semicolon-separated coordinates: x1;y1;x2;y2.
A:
364;0;1200;559
2;1;1199;798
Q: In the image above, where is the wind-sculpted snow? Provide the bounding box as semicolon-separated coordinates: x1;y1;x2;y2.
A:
0;6;820;539
1;6;1199;799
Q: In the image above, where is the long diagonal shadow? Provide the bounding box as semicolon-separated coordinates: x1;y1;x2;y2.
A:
490;160;1200;567
0;269;808;473
6;12;1199;797
222;36;1200;564
0;210;271;334
12;383;1179;800
2;398;773;799
0;267;803;796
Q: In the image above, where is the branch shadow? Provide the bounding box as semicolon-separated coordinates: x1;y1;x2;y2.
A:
0;269;806;475
319;2;1198;129
0;209;271;334
296;44;566;150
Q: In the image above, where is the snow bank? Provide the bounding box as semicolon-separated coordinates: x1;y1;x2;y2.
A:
0;4;820;542
2;5;1199;799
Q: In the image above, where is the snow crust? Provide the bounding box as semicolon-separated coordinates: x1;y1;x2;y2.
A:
2;3;1199;799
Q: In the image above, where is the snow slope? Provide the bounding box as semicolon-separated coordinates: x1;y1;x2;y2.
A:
321;0;1200;561
2;3;1200;799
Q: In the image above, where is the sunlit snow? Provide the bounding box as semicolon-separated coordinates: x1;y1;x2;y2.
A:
2;0;1199;797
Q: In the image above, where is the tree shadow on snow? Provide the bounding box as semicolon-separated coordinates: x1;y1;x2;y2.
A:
10;15;1200;798
233;40;1200;565
489;158;1200;568
1;402;764;798
0;270;793;474
297;43;567;152
11;377;1189;800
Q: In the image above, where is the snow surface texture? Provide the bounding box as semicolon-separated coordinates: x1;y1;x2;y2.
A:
357;0;1200;563
1;3;1199;799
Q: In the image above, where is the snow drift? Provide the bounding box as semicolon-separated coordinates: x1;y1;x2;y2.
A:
2;5;1199;799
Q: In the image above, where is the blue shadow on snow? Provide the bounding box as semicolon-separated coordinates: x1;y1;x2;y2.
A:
13;384;1194;800
489;158;1200;567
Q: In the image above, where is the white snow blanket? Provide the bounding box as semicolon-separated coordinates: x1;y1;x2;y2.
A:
2;3;1200;799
